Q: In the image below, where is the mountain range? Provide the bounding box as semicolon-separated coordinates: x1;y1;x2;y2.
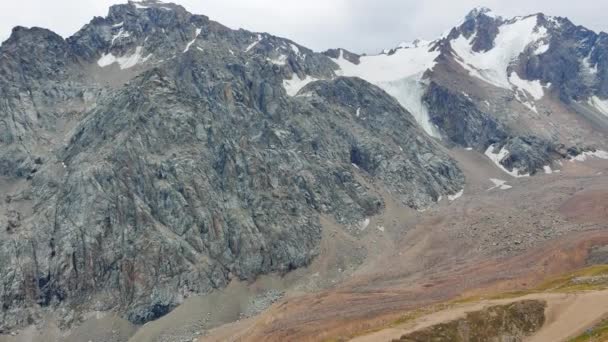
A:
0;1;607;340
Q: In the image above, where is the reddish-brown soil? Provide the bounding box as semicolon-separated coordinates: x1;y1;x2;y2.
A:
201;153;608;341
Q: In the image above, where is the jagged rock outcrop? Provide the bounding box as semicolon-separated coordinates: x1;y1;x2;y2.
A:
422;81;508;150
0;0;464;331
329;7;608;176
1;0;607;334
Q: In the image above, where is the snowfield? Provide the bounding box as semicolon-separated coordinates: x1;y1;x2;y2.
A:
332;45;441;137
451;15;549;90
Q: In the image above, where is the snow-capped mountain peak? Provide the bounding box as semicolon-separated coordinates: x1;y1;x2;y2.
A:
466;6;499;20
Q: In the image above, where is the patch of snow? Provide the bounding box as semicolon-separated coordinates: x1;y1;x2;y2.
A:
468;6;498;19
267;54;288;66
112;22;124;28
451;16;548;90
245;34;262;52
488;178;512;190
134;3;149;9
98;46;152;69
437;195;443;202
582;56;598;75
282;74;318;97
183;28;202;53
333;44;438;84
514;90;539;113
111;28;131;46
570;150;608;162
229;49;235;55
534;41;550;54
196;46;204;52
359;218;370;230
397;39;430;49
377;226;385;232
290;43;301;56
543;165;553;174
508;72;545;100
381;77;441;138
273;129;290;139
484;144;530;178
448;189;464;201
356;107;361;117
331;45;441;138
465;147;473;151
588;96;608;117
547;16;562;28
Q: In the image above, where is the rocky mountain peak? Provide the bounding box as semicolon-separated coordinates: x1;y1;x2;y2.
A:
465;6;499;21
2;26;65;50
0;2;607;337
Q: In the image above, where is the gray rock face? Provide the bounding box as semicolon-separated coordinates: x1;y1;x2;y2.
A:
518;15;608;101
494;136;560;175
323;48;361;64
423;82;508;150
421;9;608;174
0;1;464;331
457;7;501;52
301;77;464;207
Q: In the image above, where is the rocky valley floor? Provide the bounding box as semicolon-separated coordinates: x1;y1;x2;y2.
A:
2;147;608;342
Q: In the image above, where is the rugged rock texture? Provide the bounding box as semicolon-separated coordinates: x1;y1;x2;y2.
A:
423;81;508;150
1;0;607;334
323;48;360;64
0;0;464;331
520;16;608;101
326;7;608;178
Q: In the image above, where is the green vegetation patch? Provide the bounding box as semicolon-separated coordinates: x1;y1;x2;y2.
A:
394;300;546;342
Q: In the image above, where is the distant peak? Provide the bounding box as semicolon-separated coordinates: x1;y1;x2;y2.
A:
126;0;179;10
130;0;166;4
398;39;430;49
466;6;498;20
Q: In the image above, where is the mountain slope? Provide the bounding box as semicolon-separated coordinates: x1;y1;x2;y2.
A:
327;7;608;177
0;0;463;331
1;1;608;337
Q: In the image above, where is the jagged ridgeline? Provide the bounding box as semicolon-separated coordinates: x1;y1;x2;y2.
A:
2;0;608;332
0;0;464;329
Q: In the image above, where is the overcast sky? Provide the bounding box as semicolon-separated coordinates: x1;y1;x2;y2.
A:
1;0;607;53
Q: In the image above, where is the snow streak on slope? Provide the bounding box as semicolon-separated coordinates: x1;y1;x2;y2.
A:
183;28;202;53
485;144;530;178
98;46;152;69
283;75;318;96
570;150;608;162
332;45;441;138
588;96;608;117
508;72;546;100
451;16;548;90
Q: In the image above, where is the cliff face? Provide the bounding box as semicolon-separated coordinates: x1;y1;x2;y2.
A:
0;1;463;329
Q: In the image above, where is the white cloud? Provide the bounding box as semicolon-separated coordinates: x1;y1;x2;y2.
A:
1;0;607;53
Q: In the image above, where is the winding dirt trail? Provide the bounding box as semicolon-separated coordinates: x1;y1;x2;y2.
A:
351;290;608;342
